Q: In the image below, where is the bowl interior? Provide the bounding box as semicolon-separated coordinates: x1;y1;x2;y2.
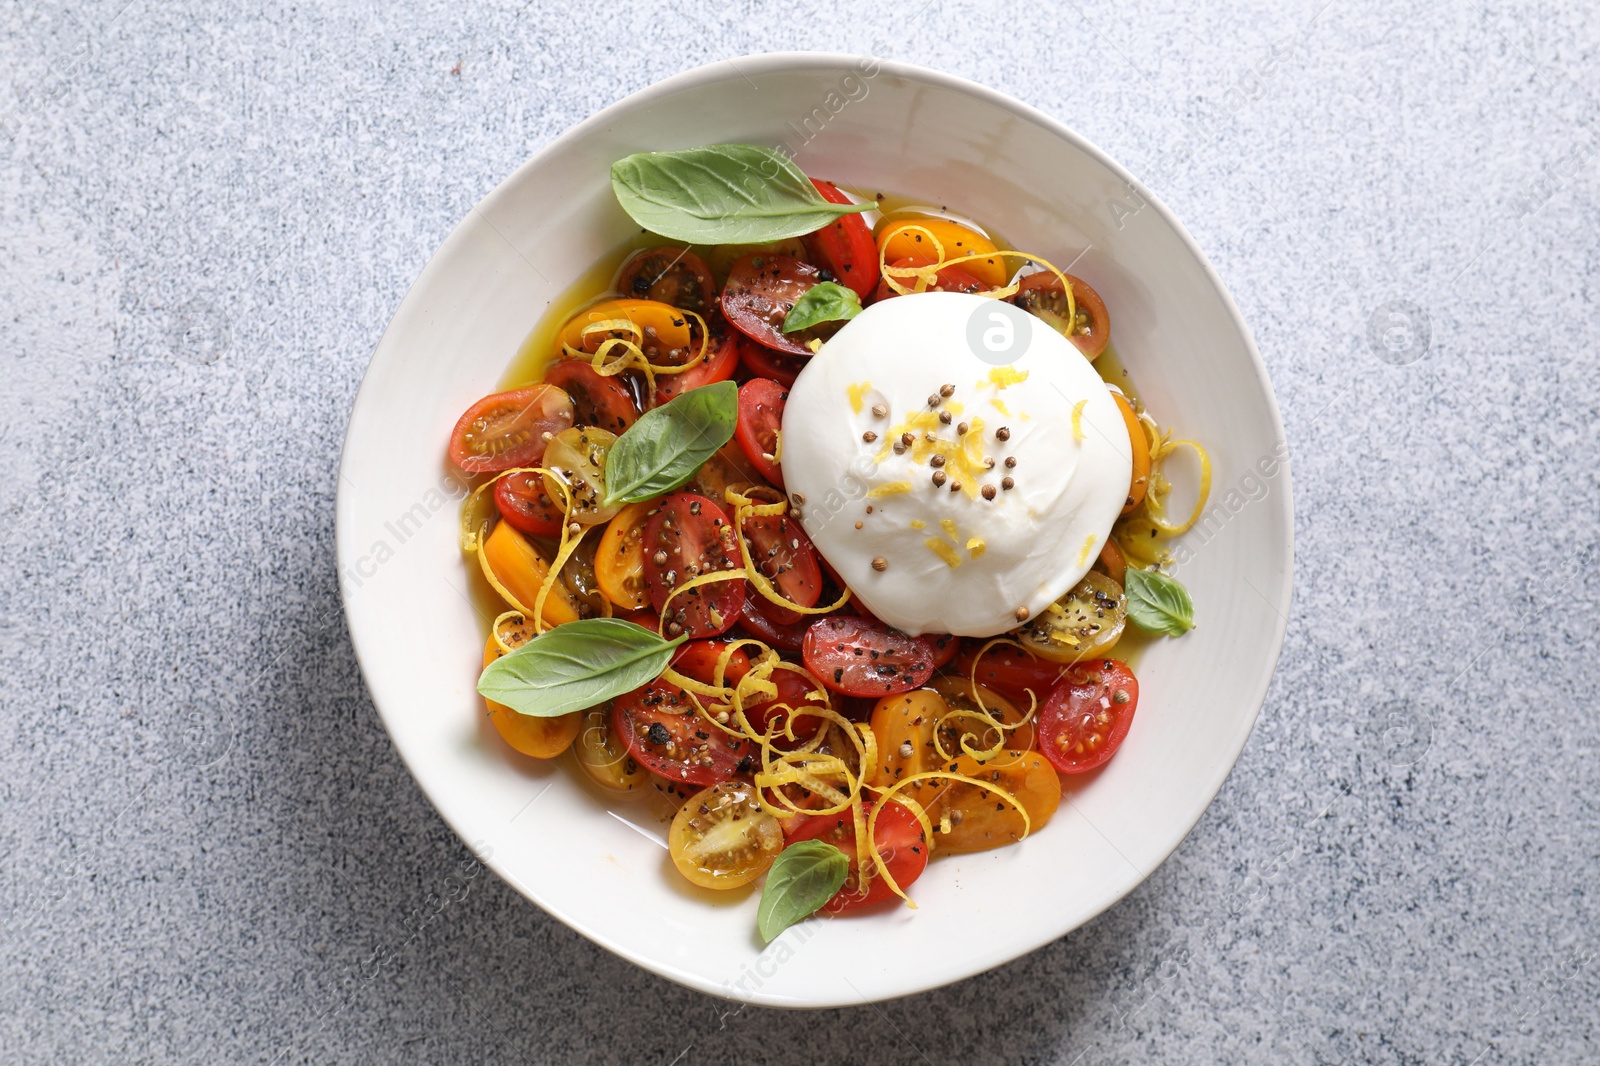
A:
336;54;1291;1007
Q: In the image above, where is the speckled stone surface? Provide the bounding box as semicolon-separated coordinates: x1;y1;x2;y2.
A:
2;1;1597;1062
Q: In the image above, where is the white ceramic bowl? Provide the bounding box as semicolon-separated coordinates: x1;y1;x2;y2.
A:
336;53;1292;1008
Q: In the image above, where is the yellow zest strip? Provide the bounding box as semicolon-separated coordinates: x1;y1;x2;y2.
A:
925;538;962;569
727;494;854;616
866;482;911;498
966;537;986;560
490;611;527;655
654;569;747;639
868;772;1032;902
771;429;782;464
1071;399;1087;441
847;381;870;414
967;638;1047;722
1146;439;1214;536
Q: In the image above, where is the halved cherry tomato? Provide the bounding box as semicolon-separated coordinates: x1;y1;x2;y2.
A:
802;615;936;697
952;643;1067;705
493;470;563;537
1113;391;1151;514
872;256;987;303
926;675;1037;761
642;494;745;638
616;247;715;315
738;341;808;386
594;500;654;610
448;385;575;475
736;594;810;654
803;179;880;299
876;218;1006;287
705;238;810;284
668;781;784;889
925;632;961;669
612;674;758;788
480;521;583;627
1095;537;1128;587
542;358;639;434
1017;571;1127;664
721;255;827;356
1037;658;1139;774
481;625;581;758
742;513;822;626
559;298;695;363
571;705;649;792
683;441;766;504
745;668;826;748
653;314;742;407
787;800;928;912
540;426;621;527
672;638;752;689
1012;272;1110;360
733;378;787;488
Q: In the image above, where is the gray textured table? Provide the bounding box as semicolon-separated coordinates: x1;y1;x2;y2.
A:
3;2;1597;1062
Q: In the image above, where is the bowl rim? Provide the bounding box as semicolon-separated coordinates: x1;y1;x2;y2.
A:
336;50;1294;1007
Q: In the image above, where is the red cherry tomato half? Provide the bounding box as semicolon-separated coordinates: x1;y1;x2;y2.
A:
924;632;961;670
448;385;575;474
787;800;928;913
872;256;987;303
734;378;788;488
492;470;564;537
746;668;826;748
672;639;752;688
615;246;716;315
652;315;743;407
803;179;879;300
1037;659;1140;774
541;359;640;434
736;594;811;654
953;643;1068;705
742;512;821;625
1012;272;1111;360
802;615;936;697
642;494;746;638
612;678;757;788
739;341;808;387
721;255;824;356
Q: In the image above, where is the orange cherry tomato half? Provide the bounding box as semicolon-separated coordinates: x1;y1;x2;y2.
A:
542;358;639;434
652;314;742;407
594;500;655;611
1095;537;1128;587
1037;658;1139;774
559;298;695;362
448;385;575;475
786;800;928;913
641;493;745;638
803;179;880;299
481;633;580;758
876;218;1006;287
872;256;987;303
802;616;936;697
721;254;826;357
1112;391;1151;515
733;377;787;488
1012;272;1111;360
493;470;564;538
615;246;716;315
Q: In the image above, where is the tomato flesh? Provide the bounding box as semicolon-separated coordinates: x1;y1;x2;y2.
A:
641;494;745;638
1037;659;1139;773
493;470;564;537
616;246;715;315
721;255;827;356
448;385;575;474
652;314;743;406
612;676;757;787
1012;272;1111;360
733;377;787;488
787;801;928;913
802;616;936;697
952;643;1068;705
803;179;880;299
542;358;640;434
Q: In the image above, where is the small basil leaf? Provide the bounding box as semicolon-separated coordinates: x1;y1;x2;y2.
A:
610;144;870;245
477;618;685;717
603;379;738;504
781;281;863;333
1124;568;1196;637
757;840;849;943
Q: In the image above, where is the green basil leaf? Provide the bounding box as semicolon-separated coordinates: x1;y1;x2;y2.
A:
757;840;849;943
1124;568;1196;637
603;379;738;504
610;144;871;245
781;281;863;333
477;618;685;717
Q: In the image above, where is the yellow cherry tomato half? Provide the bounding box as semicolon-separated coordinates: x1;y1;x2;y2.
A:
876;218;1007;288
558;298;694;362
541;426;621;527
1016;571;1127;664
481;630;580;758
594;500;654;610
571;706;650;792
480;521;584;627
668;781;784;890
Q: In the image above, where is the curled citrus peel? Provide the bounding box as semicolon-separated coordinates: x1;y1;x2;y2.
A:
1113;406;1214;569
559;308;710;404
874;224;1073;319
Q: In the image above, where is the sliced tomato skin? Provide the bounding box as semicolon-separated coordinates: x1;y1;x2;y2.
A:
802;616;936;697
739;342;808;387
787;800;928;913
641;494;746;638
721;255;823;356
952;644;1067;705
1013;272;1111;360
493;470;565;537
871;256;987;303
742;512;820;625
616;246;715;314
652;314;743;407
612;677;757;787
734;378;787;488
542;358;639;434
736;594;811;654
1037;659;1140;774
803;179;879;300
448;385;575;474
